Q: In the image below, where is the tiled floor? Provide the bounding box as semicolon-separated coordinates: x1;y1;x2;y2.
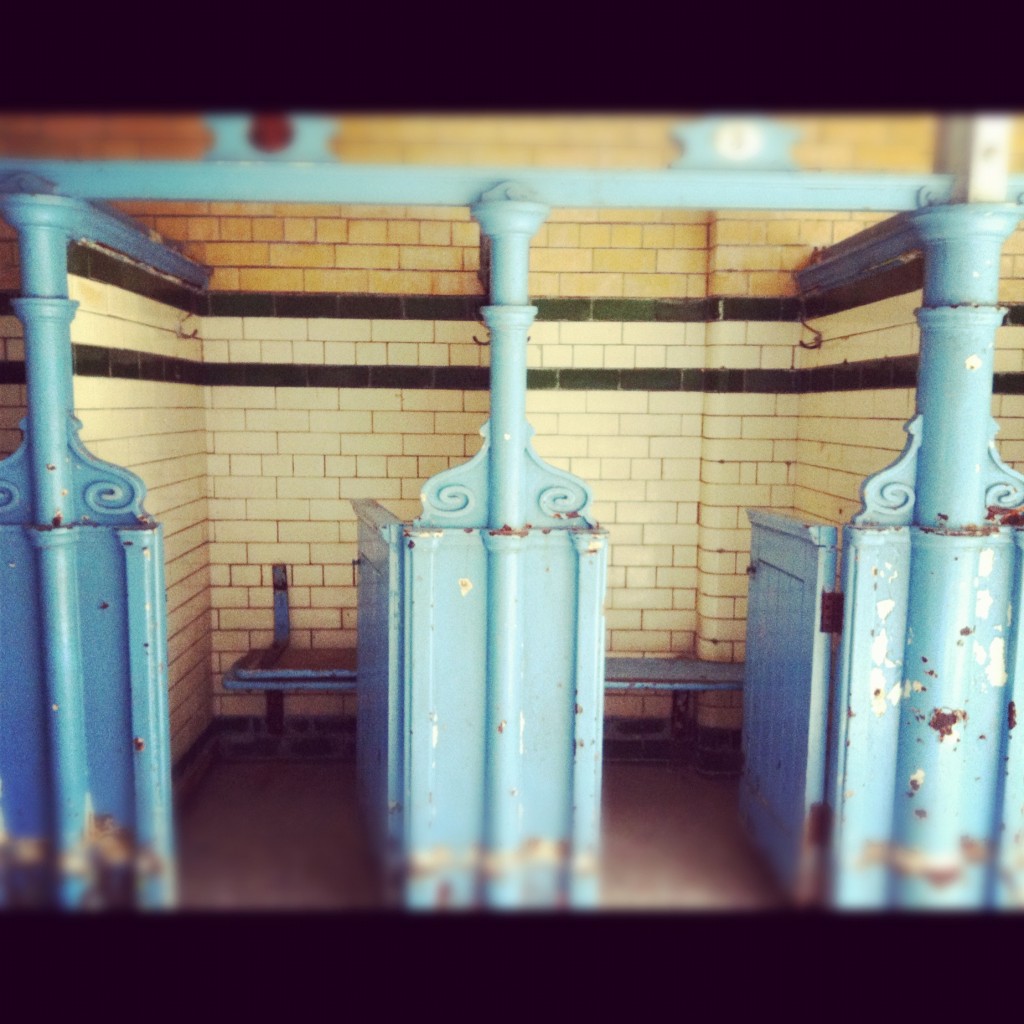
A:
175;759;786;911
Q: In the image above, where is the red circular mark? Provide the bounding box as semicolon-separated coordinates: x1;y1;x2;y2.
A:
248;114;294;154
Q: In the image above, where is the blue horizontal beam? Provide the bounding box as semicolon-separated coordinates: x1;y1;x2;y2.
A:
0;193;209;288
797;202;1024;300
796;212;921;295
2;159;1014;212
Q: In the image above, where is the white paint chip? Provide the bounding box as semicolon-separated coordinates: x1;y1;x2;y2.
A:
966;355;982;371
458;577;473;597
977;589;993;620
987;637;1007;687
877;599;896;622
979;548;995;578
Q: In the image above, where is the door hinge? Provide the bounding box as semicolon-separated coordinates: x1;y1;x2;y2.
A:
820;590;844;633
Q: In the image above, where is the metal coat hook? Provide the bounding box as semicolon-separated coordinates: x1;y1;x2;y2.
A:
796;288;823;350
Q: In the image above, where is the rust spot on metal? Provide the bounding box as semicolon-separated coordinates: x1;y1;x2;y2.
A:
925;669;937;678
488;524;530;537
122;541;133;547
497;720;506;733
133;737;145;752
979;734;987;740
988;504;1024;526
920;523;1000;537
937;513;948;522
51;512;62;527
915;809;927;819
960;626;974;636
961;836;990;864
1010;701;1017;731
46;463;55;472
99;601;109;610
407;539;415;548
929;707;967;740
575;703;583;715
847;707;856;718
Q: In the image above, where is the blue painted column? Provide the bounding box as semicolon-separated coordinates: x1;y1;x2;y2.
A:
889;204;1022;906
4;198;92;907
470;185;548;906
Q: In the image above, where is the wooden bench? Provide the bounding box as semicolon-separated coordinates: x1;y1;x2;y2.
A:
223;566;745;733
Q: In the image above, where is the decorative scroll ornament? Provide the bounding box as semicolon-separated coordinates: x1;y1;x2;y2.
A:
68;417;151;525
982;417;1024;510
1;416;151;526
0;420;29;524
853;416;922;526
417;421;595;529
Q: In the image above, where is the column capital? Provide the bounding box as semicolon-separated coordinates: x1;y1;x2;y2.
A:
471;182;549;239
909;203;1022;308
0;193;78;235
908;202;1021;247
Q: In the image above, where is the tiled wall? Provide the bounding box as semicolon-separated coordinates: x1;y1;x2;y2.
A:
0;279;214;762
4;112;1024;754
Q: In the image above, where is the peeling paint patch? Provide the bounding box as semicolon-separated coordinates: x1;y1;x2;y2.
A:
974;641;988;666
979;548;995;578
965;354;982;371
458;577;473;597
910;768;925;792
876;598;895;621
987;638;1007;687
977;589;993;620
887;682;901;707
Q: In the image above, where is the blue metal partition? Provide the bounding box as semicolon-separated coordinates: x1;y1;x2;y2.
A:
352;184;609;909
353;504;607;908
741;510;838;904
0;195;183;909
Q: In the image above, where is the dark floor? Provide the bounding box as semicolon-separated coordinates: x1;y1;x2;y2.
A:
174;760;786;911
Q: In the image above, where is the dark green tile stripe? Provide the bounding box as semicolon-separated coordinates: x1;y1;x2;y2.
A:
14;350;1024;393
2;348;933;394
67;244;203;313
3;273;1024;325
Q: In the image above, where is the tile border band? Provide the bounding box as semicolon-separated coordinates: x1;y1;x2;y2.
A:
4;244;1021;324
